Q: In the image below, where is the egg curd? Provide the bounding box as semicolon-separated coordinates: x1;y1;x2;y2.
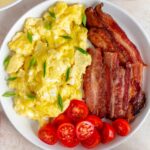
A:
6;2;91;125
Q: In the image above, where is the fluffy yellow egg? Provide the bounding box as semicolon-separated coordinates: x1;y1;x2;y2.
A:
6;2;91;124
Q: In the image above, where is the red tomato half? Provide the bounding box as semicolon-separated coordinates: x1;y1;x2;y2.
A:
38;123;57;145
66;99;89;122
112;119;131;136
52;113;70;128
81;129;101;148
76;121;95;141
57;123;79;147
86;115;103;130
101;122;116;144
60;137;79;148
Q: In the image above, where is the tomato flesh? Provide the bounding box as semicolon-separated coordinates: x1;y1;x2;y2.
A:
52;113;70;128
60;137;79;147
57;123;79;147
38;123;57;145
101;122;115;144
81;129;101;148
86;115;103;130
66;99;89;122
112;119;131;136
76;121;95;141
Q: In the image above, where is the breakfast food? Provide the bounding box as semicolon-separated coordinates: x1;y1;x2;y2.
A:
83;3;146;122
3;2;91;124
3;1;146;149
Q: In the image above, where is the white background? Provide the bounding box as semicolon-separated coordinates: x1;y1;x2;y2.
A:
0;0;150;150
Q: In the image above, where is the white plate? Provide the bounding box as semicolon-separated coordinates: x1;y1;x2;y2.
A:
0;0;150;149
0;0;22;11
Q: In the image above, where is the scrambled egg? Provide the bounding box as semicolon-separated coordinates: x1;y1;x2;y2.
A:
6;2;91;125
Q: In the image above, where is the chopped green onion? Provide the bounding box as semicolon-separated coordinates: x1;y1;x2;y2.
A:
2;91;16;97
3;56;10;69
75;46;88;55
49;11;56;19
27;32;33;43
28;57;36;70
44;22;52;30
43;61;46;77
82;14;87;26
60;35;72;40
7;77;17;81
45;39;49;47
27;93;36;99
57;94;63;111
66;67;71;81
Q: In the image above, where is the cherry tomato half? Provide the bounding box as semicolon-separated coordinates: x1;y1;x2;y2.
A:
81;129;101;148
76;121;95;141
66;99;89;122
86;115;103;130
57;123;79;147
101;122;115;144
52;113;70;128
112;119;131;136
38;123;57;145
60;136;79;148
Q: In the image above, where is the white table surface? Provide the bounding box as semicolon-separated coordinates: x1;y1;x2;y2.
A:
0;0;150;150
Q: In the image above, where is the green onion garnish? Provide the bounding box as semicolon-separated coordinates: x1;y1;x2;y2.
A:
49;11;56;19
7;77;17;81
2;91;16;97
82;14;87;26
3;56;10;69
44;22;52;30
75;46;88;55
66;67;71;81
45;39;49;47
28;57;36;70
27;93;36;99
43;61;46;77
60;35;72;40
57;94;63;111
27;32;33;43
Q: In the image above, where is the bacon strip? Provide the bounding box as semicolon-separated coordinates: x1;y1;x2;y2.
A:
113;67;126;118
88;28;116;51
103;52;118;118
123;66;131;111
83;50;145;122
83;48;106;117
85;7;103;28
95;3;144;64
127;63;144;102
126;85;146;122
83;3;146;122
104;52;126;118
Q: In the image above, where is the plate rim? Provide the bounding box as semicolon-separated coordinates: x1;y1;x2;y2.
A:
0;0;22;12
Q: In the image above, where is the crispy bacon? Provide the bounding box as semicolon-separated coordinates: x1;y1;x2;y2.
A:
122;64;144;122
86;4;144;64
85;7;103;28
103;52;118;118
83;50;145;122
88;28;116;51
88;28;129;63
83;3;146;122
95;3;144;64
83;48;106;117
129;63;143;86
126;85;146;122
104;52;126;119
123;66;131;111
